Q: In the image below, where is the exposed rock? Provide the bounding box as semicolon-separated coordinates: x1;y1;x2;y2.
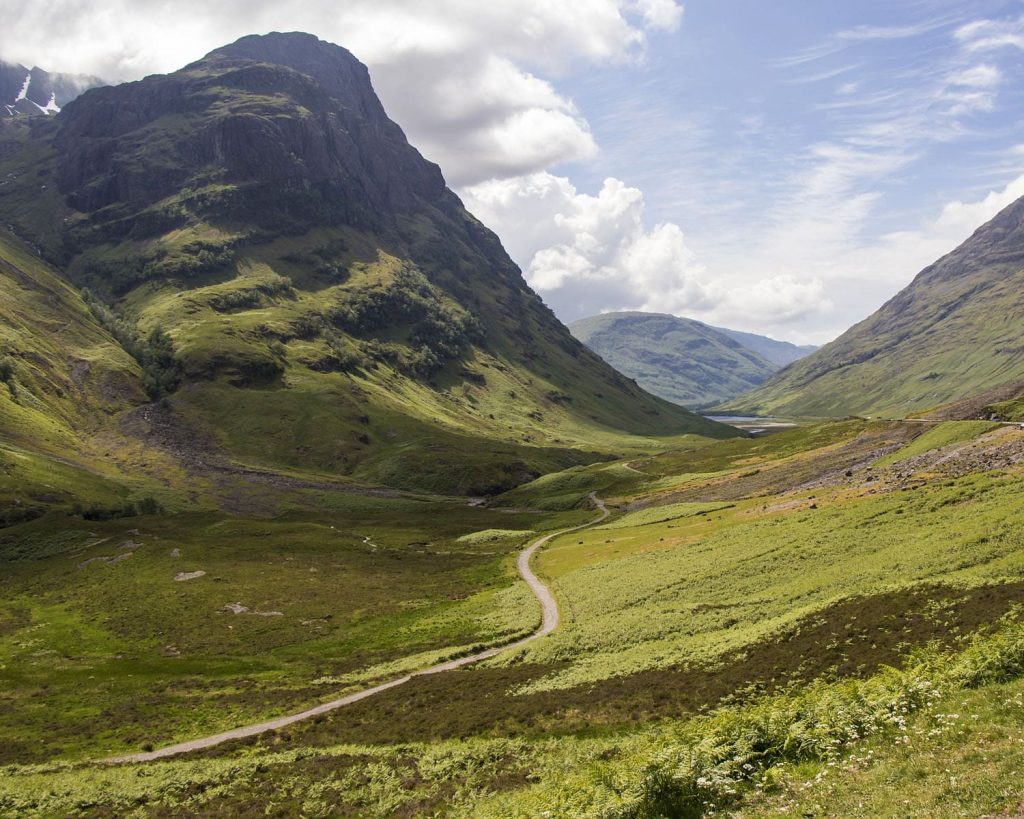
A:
174;570;206;582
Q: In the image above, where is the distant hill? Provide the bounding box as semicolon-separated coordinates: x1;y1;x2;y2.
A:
730;195;1024;418
569;311;792;409
710;326;817;368
0;60;102;117
0;33;734;499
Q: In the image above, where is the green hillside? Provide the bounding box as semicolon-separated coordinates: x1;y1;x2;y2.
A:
730;195;1024;417
710;324;816;367
569;311;778;409
0;34;733;497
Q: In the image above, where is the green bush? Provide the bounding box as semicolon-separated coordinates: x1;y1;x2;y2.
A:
0;356;17;398
82;290;180;400
140;327;181;400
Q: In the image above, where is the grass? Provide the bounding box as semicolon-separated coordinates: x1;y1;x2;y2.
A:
456;529;535;544
0;294;1019;816
737;678;1024;817
6;608;1024;817
508;466;1024;693
0;495;585;763
874;420;1000;466
990;396;1024;422
593;501;734;530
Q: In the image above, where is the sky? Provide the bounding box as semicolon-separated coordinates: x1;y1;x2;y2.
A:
5;0;1024;344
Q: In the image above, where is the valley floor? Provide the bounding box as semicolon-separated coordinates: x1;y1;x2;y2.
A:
3;417;1024;816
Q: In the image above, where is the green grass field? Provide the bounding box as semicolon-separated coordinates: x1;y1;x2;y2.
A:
3;413;1024;816
0;494;586;763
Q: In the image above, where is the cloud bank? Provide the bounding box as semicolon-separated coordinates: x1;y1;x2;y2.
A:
462;173;829;327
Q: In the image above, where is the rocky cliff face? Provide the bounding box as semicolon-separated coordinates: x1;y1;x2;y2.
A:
55;33;450;235
1;60;101;117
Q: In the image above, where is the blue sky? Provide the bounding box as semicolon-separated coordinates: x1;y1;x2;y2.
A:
7;0;1024;343
465;0;1024;342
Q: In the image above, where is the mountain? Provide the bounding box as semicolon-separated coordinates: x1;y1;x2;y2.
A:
730;195;1024;417
710;325;816;368
569;311;780;409
0;32;733;497
0;60;102;117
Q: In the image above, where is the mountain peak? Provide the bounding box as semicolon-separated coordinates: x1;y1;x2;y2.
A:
202;32;387;122
0;33;729;494
53;32;447;229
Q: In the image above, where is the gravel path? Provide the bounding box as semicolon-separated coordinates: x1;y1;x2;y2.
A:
103;494;608;764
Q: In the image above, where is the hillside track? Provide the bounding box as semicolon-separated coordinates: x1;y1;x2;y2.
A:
103;494;608;764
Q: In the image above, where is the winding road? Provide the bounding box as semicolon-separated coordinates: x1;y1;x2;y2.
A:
104;493;608;764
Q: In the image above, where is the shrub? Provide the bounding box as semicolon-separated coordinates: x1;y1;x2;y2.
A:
79;502;138;521
136;497;164;516
83;290;181;400
140;327;181;400
326;263;480;376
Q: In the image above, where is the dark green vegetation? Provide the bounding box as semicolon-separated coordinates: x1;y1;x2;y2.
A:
569;311;779;408
0;32;732;502
732;195;1024;417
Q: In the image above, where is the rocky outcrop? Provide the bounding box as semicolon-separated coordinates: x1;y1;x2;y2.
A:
54;33;450;231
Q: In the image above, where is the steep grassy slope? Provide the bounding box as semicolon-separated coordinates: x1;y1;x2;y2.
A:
731;196;1024;418
0;34;732;495
569;311;778;409
0;231;195;523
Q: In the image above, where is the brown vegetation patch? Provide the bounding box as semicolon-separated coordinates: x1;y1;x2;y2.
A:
655;424;921;503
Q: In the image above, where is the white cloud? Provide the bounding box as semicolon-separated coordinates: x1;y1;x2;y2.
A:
955;16;1024;52
462;172;831;327
932;172;1024;236
948;63;1001;87
631;0;684;31
709;172;1024;344
0;0;682;187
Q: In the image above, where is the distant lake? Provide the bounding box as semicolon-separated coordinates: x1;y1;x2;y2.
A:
704;415;798;433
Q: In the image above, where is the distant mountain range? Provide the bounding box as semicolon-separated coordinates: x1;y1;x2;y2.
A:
730;194;1024;417
569;311;815;410
709;325;817;368
0;60;102;117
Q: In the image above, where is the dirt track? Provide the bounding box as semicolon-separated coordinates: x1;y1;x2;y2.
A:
103;494;608;764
